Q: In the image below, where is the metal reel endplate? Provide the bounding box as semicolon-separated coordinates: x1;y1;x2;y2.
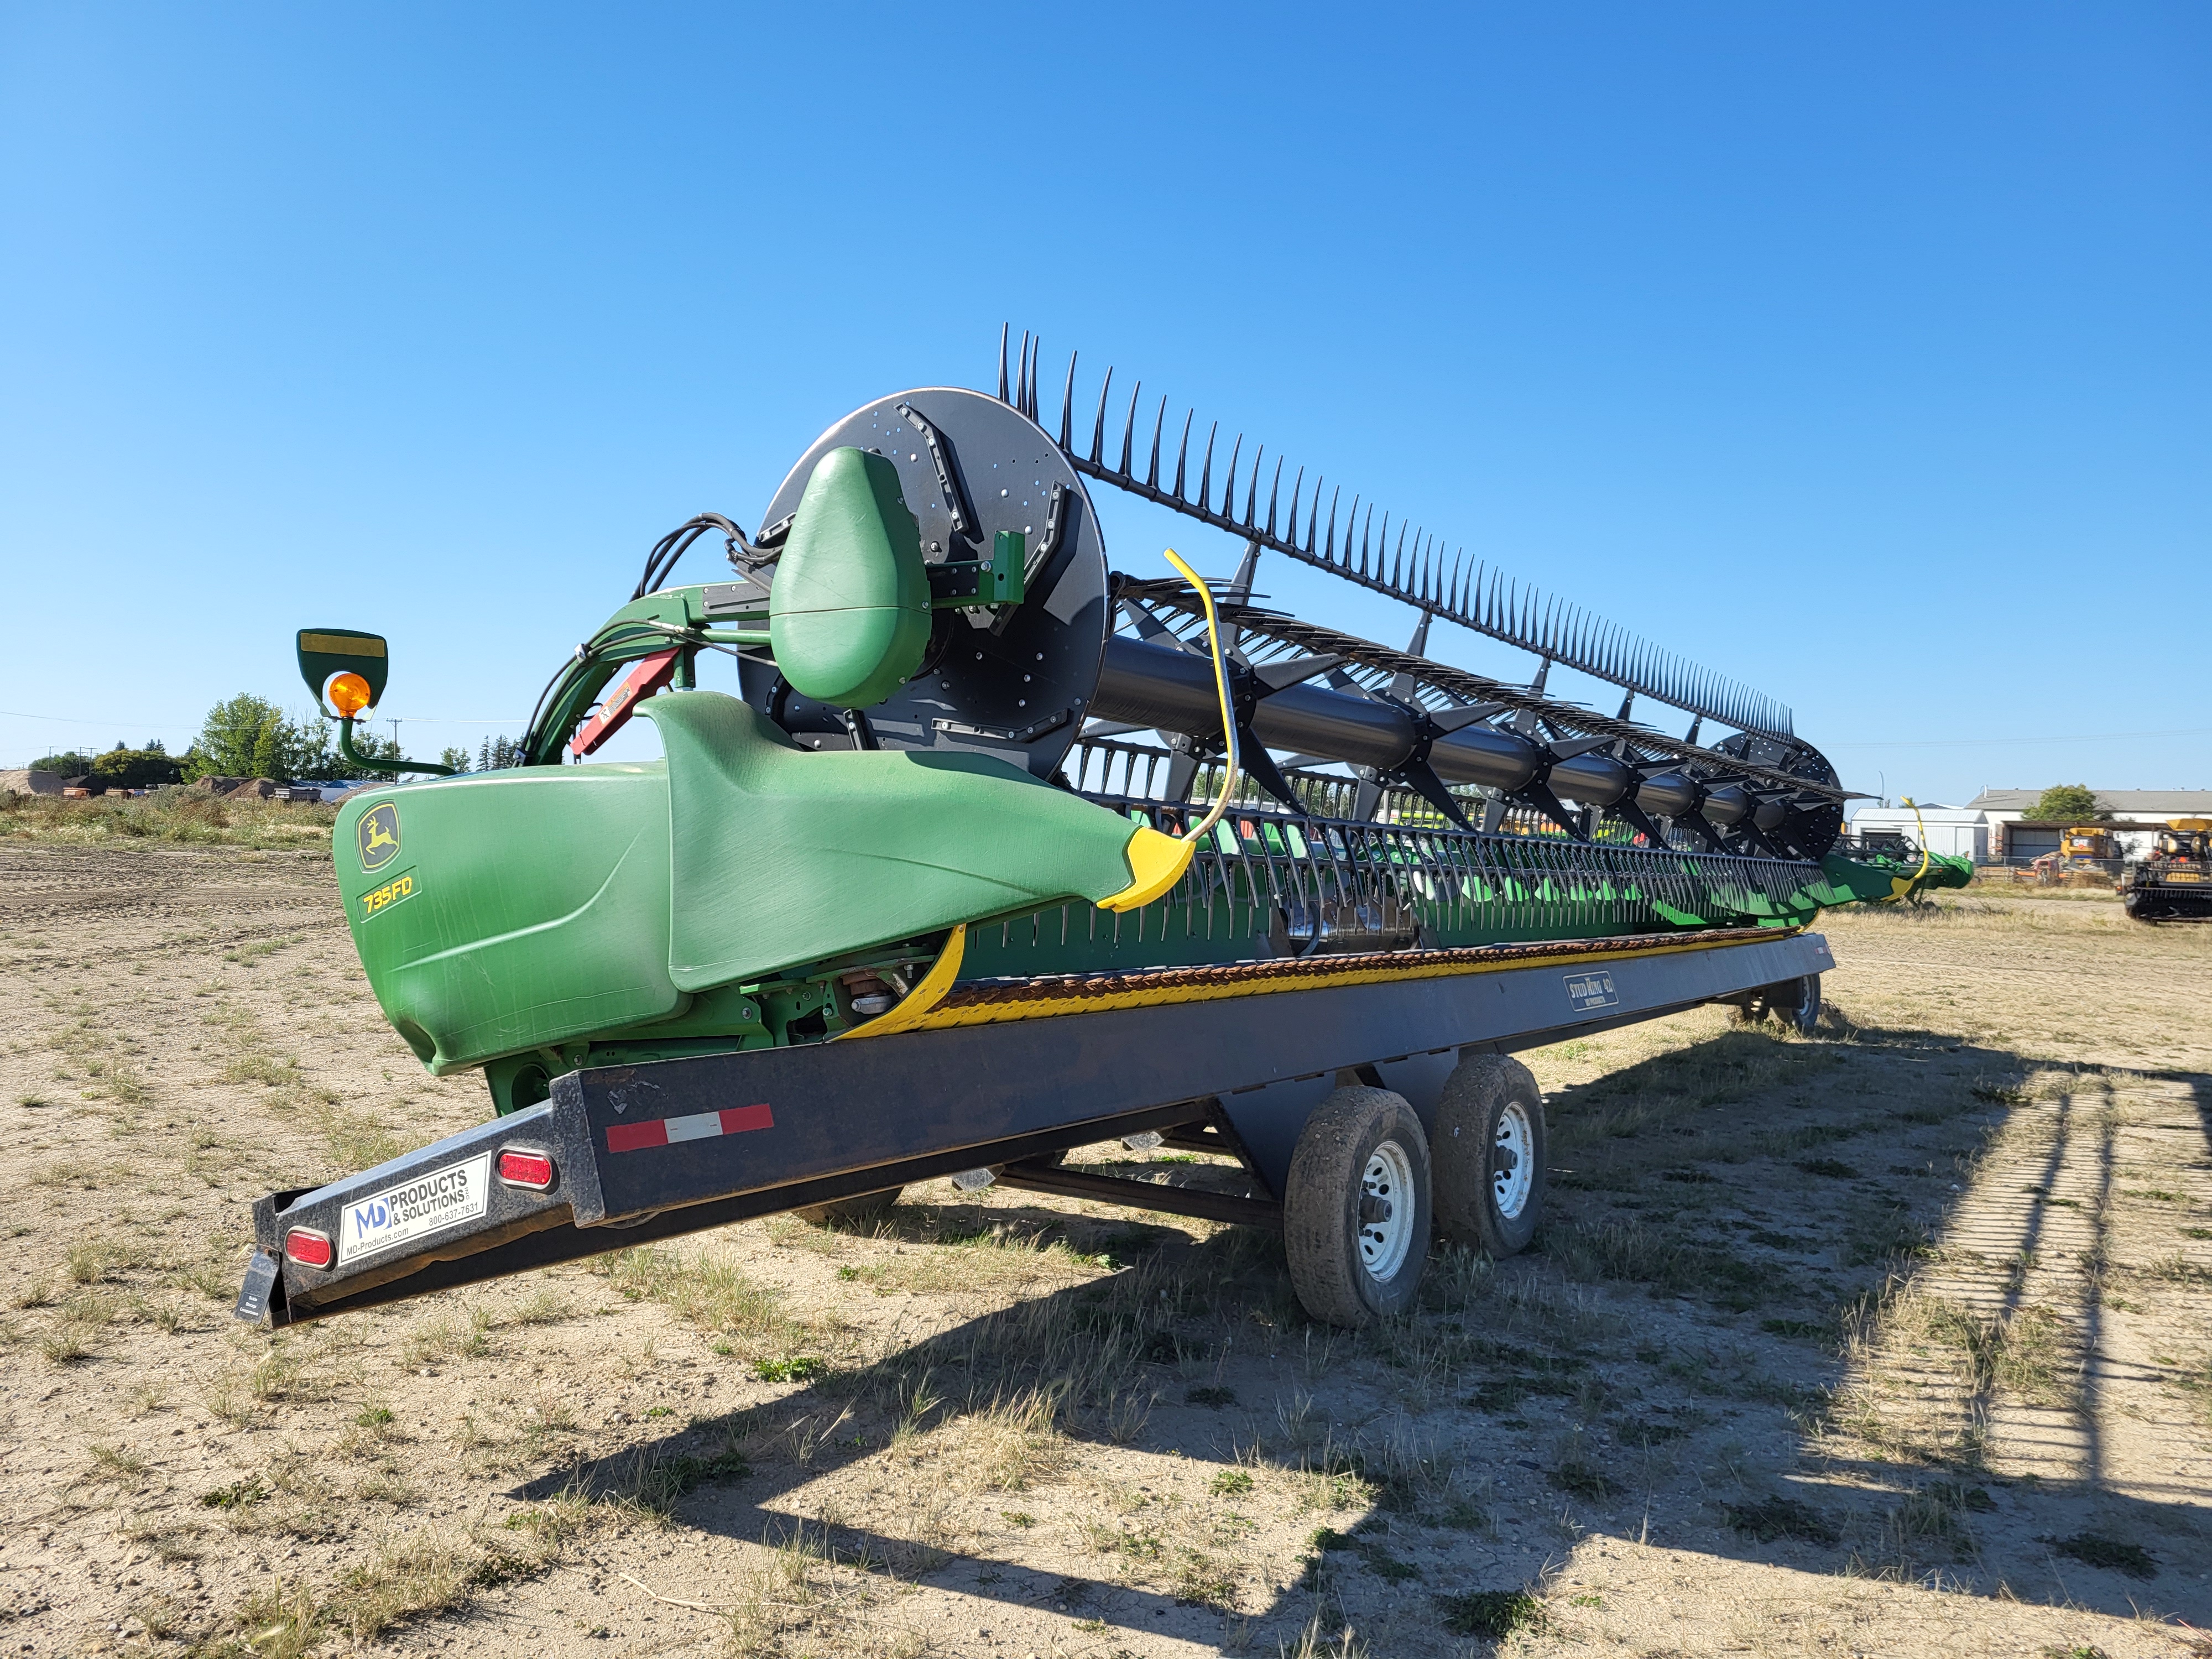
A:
749;387;1109;781
1707;731;1846;857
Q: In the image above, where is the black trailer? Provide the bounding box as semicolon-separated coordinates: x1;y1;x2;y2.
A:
237;926;1831;1332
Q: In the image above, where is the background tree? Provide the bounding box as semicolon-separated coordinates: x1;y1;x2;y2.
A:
440;747;472;774
349;728;402;763
88;743;183;790
187;695;341;781
2031;784;2107;822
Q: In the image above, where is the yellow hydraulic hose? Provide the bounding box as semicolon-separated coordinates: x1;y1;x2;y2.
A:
1092;548;1238;914
1889;796;1934;900
1161;546;1241;845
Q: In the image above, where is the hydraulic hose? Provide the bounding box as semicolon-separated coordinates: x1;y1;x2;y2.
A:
1160;547;1240;846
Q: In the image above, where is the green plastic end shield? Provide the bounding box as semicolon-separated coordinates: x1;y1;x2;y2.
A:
298;629;389;715
769;447;930;709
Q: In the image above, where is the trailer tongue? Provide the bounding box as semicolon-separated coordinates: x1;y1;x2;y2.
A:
245;333;1904;1331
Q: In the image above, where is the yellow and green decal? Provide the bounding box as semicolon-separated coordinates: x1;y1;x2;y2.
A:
357;803;401;872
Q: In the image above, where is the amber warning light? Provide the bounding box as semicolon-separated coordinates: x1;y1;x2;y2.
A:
326;672;374;718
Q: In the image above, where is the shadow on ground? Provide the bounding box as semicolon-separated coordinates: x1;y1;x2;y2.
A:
513;1020;2212;1648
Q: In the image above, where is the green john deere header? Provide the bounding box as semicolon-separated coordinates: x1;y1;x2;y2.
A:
298;357;1939;1116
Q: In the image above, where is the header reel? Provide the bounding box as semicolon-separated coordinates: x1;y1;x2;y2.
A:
685;345;1846;867
739;387;1110;782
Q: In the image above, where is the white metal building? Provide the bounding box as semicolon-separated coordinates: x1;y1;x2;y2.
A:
1847;804;1989;860
1966;789;2212;860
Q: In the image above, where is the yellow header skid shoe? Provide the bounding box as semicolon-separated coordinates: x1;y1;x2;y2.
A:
1098;826;1196;914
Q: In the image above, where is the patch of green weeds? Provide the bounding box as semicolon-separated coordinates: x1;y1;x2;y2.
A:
1724;1494;1839;1545
751;1355;826;1384
1437;1588;1546;1640
2048;1532;2156;1579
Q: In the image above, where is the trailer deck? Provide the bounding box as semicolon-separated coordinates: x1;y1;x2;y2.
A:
238;925;1830;1328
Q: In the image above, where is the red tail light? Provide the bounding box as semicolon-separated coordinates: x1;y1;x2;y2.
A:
497;1149;555;1191
284;1228;333;1269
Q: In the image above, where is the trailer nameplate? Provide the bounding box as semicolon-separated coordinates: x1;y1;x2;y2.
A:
1563;969;1620;1013
339;1152;491;1262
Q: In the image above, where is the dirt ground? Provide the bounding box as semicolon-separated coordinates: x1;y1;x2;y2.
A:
2;839;2208;1658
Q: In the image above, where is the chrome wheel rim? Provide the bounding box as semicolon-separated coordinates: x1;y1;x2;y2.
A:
1492;1101;1535;1221
1358;1140;1416;1280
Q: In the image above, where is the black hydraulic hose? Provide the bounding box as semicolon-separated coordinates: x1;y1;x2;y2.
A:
521;620;701;763
633;512;765;601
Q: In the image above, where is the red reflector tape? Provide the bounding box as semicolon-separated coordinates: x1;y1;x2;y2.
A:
497;1150;555;1190
284;1228;333;1269
607;1102;774;1155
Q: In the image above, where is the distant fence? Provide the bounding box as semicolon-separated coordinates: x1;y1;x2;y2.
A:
1972;857;2124;890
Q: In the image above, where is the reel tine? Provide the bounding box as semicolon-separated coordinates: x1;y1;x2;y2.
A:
1023;330;1798;737
1090;367;1113;463
998;323;1010;403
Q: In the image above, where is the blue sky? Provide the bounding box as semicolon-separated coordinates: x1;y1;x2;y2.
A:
3;4;2206;808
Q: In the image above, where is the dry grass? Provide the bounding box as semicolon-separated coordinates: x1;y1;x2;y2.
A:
590;1245;803;1352
0;789;340;848
2;850;2206;1659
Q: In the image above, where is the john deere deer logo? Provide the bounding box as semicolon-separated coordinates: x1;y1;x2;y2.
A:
357;804;401;872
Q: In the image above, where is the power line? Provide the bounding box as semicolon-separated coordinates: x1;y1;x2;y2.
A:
0;708;201;729
1828;727;2212;749
2;707;523;728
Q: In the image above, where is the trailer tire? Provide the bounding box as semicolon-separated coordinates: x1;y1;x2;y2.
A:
1432;1054;1547;1259
1731;973;1822;1036
790;1187;902;1231
1284;1087;1432;1329
1787;973;1822;1036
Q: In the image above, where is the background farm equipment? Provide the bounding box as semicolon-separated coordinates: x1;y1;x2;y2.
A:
246;332;1923;1332
2125;818;2212;922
